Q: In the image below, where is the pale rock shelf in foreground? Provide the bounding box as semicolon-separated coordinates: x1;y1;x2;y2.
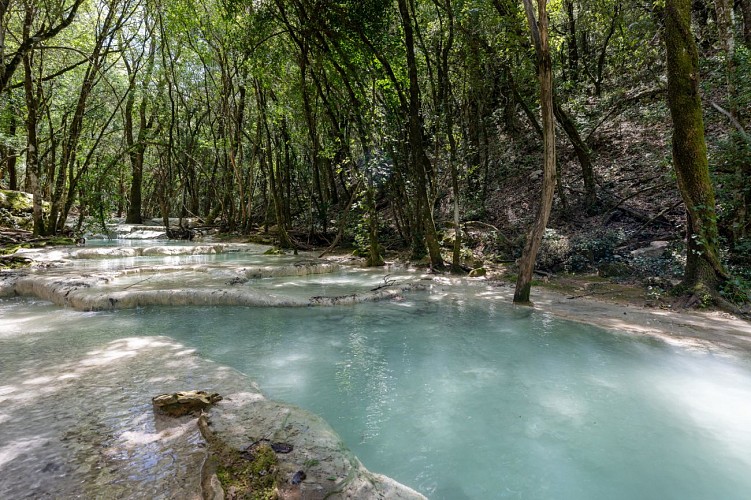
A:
0;336;425;499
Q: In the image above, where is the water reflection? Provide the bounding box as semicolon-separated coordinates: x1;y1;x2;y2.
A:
3;285;751;499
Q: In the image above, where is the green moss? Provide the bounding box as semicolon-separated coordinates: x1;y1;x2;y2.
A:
0;237;76;256
0;255;33;269
238;233;276;245
468;267;486;277
46;237;76;246
214;443;280;500
263;247;286;255
0;190;33;212
0;244;23;256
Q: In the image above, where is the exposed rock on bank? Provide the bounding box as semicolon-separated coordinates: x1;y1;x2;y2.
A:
153;391;223;417
0;335;423;499
0;244;420;310
0;190;36;230
196;393;425;499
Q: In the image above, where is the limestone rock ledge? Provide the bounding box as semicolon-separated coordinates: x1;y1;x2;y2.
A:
0;334;424;499
3;268;419;310
197;392;425;499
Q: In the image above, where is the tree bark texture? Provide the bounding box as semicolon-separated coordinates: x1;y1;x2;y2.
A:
553;98;596;211
713;0;734;56
665;0;728;292
741;0;751;47
23;46;44;235
514;0;556;304
398;0;444;269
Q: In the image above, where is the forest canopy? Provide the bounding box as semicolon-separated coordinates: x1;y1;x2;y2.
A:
1;0;750;307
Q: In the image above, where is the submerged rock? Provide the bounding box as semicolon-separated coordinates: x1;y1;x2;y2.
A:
152;390;223;417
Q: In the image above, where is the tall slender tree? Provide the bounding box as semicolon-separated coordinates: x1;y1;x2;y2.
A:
514;0;557;304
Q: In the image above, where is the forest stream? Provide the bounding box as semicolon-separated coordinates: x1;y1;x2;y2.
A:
2;240;751;499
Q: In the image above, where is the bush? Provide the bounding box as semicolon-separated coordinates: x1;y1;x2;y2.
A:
536;228;627;273
536;229;571;272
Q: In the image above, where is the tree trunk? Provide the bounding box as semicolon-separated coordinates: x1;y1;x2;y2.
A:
124;33;156;225
553;98;596;211
1;113;18;190
397;0;444;269
365;181;384;267
713;0;734;55
514;0;556;305
665;0;729;296
565;0;579;83
23;48;44;235
436;0;462;272
48;4;117;233
713;0;737;116
741;0;751;47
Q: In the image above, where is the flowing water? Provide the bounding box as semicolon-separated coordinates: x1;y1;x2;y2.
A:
2;246;751;499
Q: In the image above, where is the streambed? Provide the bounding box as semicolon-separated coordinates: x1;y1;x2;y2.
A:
1;242;751;499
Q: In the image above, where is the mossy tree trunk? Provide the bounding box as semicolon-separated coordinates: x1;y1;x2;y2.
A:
514;0;556;305
665;0;729;297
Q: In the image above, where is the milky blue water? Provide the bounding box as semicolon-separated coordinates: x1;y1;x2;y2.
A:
3;286;751;499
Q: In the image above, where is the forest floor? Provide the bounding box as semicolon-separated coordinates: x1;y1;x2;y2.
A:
308;249;751;355
485;271;751;355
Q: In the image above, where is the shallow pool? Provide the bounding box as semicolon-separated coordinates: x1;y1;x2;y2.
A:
2;284;751;499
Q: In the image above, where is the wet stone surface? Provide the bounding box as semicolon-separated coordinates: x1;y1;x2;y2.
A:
0;336;224;499
2;243;419;311
199;393;425;499
0;333;424;499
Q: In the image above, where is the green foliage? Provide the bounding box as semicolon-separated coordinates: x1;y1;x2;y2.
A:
710;45;751;252
536;228;627;272
719;275;751;305
536;228;571;271
630;241;686;279
351;201;382;261
566;228;627;272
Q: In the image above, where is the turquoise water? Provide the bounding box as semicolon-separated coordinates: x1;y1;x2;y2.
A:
3;289;751;499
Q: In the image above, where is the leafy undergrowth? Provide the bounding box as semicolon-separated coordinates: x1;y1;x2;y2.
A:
443;91;751;314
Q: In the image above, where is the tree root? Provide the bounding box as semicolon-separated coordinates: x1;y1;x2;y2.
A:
673;284;749;317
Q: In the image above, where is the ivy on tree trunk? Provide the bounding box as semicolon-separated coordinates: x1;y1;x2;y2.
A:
664;0;729;298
